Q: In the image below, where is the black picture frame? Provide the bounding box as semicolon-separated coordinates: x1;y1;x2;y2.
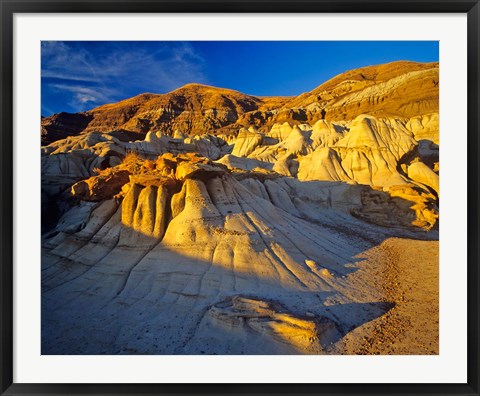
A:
1;1;479;395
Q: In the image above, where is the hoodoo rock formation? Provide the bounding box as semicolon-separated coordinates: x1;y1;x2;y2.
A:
41;61;439;355
41;61;438;144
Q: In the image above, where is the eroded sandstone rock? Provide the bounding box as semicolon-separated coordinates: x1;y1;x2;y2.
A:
71;169;131;201
41;60;439;355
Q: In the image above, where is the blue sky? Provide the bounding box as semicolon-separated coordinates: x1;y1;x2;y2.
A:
41;41;439;116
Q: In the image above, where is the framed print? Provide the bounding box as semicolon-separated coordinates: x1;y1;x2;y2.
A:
1;1;479;395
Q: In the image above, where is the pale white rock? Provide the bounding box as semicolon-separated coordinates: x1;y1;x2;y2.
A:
43;171;414;354
407;161;439;195
231;128;264;157
41;132;125;197
272;153;295;177
41;64;440;355
336;115;416;161
131;132;224;160
405;113;439;144
297;147;351;182
310;119;345;149
275;125;313;156
215;154;273;172
268;122;293;141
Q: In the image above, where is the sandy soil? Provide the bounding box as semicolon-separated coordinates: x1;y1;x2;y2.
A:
334;237;439;354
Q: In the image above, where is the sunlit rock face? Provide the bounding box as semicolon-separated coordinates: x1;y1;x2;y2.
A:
41;61;438;143
41;60;439;355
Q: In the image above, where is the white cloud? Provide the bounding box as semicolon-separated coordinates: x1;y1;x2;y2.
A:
42;41;209;111
49;83;117;109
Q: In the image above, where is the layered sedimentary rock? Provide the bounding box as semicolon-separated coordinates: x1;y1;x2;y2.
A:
286;61;438;121
43;155;428;354
41;60;439;355
41;112;93;145
41;61;438;144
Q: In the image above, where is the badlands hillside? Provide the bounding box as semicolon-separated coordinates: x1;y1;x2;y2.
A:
41;61;439;355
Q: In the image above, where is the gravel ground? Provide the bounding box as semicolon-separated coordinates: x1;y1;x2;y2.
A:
334;237;439;355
